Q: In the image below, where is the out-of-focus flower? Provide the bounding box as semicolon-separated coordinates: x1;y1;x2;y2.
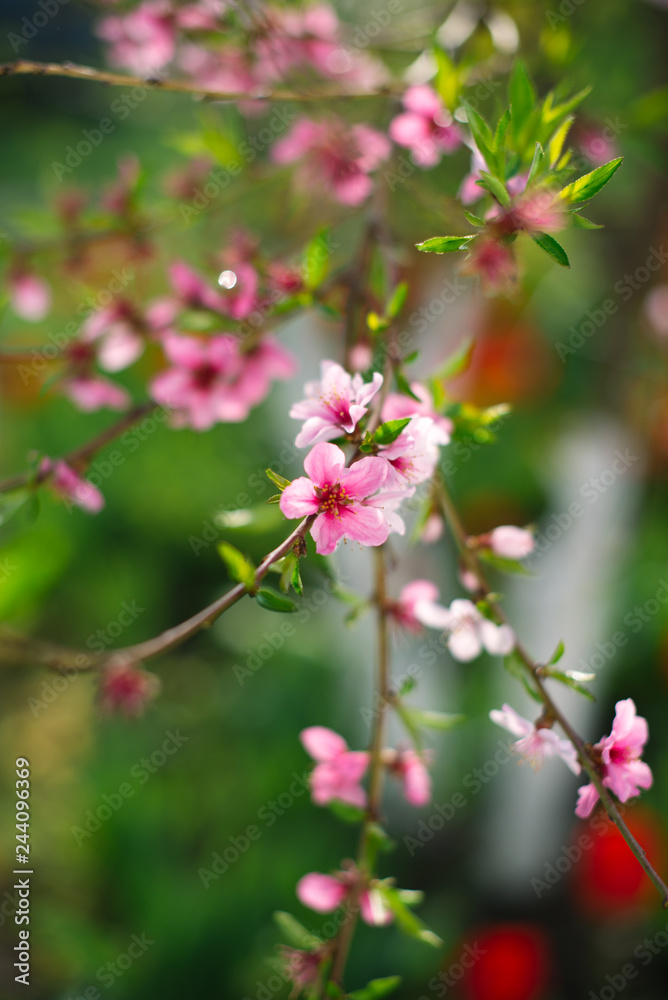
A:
389;85;462;166
386;747;432;805
388;579;440;633
644;284;668;340
272;118;390;206
578;125;620;167
381;382;453;440
40;458;105;513
421;510;444;545
99;659;161;716
483;525;535;560
296;870;393;926
8;271;52;322
489;703;580;774
379;416;449;487
278;946;324;996
300;726;369;808
61;372;131;412
290;360;383;448
415;597;515;662
81;301;145;372
280;442;411;555
575;699;652;818
96;1;176;74
460;236;517;295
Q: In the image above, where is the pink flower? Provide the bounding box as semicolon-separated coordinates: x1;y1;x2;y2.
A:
644;284;668;340
272;118;390;206
150;332;294;429
290;360;383;447
61;374;131;412
421;511;444;545
296;870;393;926
280;442;410;555
460;236;517;294
389;85;462;167
81;301;145;372
381;382;453;440
575;699;653;819
99;660;161;716
169;260;228;313
300;726;369;807
9;272;52;322
389;579;440;632
414;598;515;662
278;946;324;994
509;190;564;235
96;1;176;74
379;416;449;487
41;459;105;513
387;747;432;806
489;704;580;774
579;126;619;167
488;525;535;560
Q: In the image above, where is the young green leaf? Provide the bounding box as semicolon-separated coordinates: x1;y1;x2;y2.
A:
477;171;511;207
548;115;574;167
405;707;466;730
433;336;474;380
395;371;422;400
217;541;256;588
462;100;496;166
377;885;443;947
503;649;542;702
531;232;570;268
570;213;603;230
386;282;409;319
548;640;565;665
416;235;475;254
255;587;298;613
373;418;411;445
304;228;331;290
526;142;545;187
543;668;595;701
348;977;402;1000
0;488;32;527
266;468;291;491
478;548;533;576
508;59;536;143
463;210;485;228
559;157;623;205
328;800;366;824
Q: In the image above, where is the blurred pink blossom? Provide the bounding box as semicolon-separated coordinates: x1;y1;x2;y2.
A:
300;726;369;807
389;85;462;167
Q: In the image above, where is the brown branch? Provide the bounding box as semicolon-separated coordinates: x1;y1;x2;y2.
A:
0;59;398;103
435;476;668;908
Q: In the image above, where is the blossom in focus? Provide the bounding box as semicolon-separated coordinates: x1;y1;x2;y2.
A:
279;442;411;555
8;271;52;322
379;416;449;487
415;597;515;662
575;699;653;819
388;579;440;633
41;458;105;514
96;1;176;74
272;118;390;206
300;726;369;807
99;660;162;716
81;301;145;372
290;360;383;448
489;703;581;774
389;85;462;167
296;871;393;926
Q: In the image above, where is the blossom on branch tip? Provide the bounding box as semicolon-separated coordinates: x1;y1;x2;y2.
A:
300;725;369;807
415;598;515;662
489;704;580;774
272;118;390;206
575;699;652;819
389;85;462;167
290;360;383;448
379;416;449;487
280;442;411;555
40;459;105;514
296;870;393;926
483;525;535;560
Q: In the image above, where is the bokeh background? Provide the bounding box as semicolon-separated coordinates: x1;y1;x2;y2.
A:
1;1;668;998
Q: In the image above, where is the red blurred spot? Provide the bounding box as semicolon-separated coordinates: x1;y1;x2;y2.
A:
460;923;551;1000
571;807;665;916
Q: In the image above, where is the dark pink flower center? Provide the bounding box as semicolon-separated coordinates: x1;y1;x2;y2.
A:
609;743;634;765
193;362;219;389
314;482;353;516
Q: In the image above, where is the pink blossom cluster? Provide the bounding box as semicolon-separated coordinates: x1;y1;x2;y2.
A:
96;1;385;94
389;85;463;167
490;698;653;819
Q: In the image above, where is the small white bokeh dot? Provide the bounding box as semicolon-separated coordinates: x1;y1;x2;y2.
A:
218;269;237;289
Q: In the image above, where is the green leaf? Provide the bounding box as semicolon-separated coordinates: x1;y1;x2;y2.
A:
477;171;510;208
503;649;542;702
463;210;485;228
462;100;496;166
531;232;570;268
386;282;408;319
493;108;511;173
526;142;545;187
274;911;321;949
373;418;411;446
548;640;565;665
290;560;303;596
433;336;474;380
543;668;595;701
266;468;291;491
266;494;282;505
0;489;32;527
395;371;421;401
559;157;623;205
217;541;256;588
548;115;574;167
304;228;331;290
570;213;603;230
508;60;536;143
255;587;297;613
348;977;402;1000
328;800;365;824
405;707;465;731
377;885;442;948
415;235;475;254
541;86;591;129
278;553;298;594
